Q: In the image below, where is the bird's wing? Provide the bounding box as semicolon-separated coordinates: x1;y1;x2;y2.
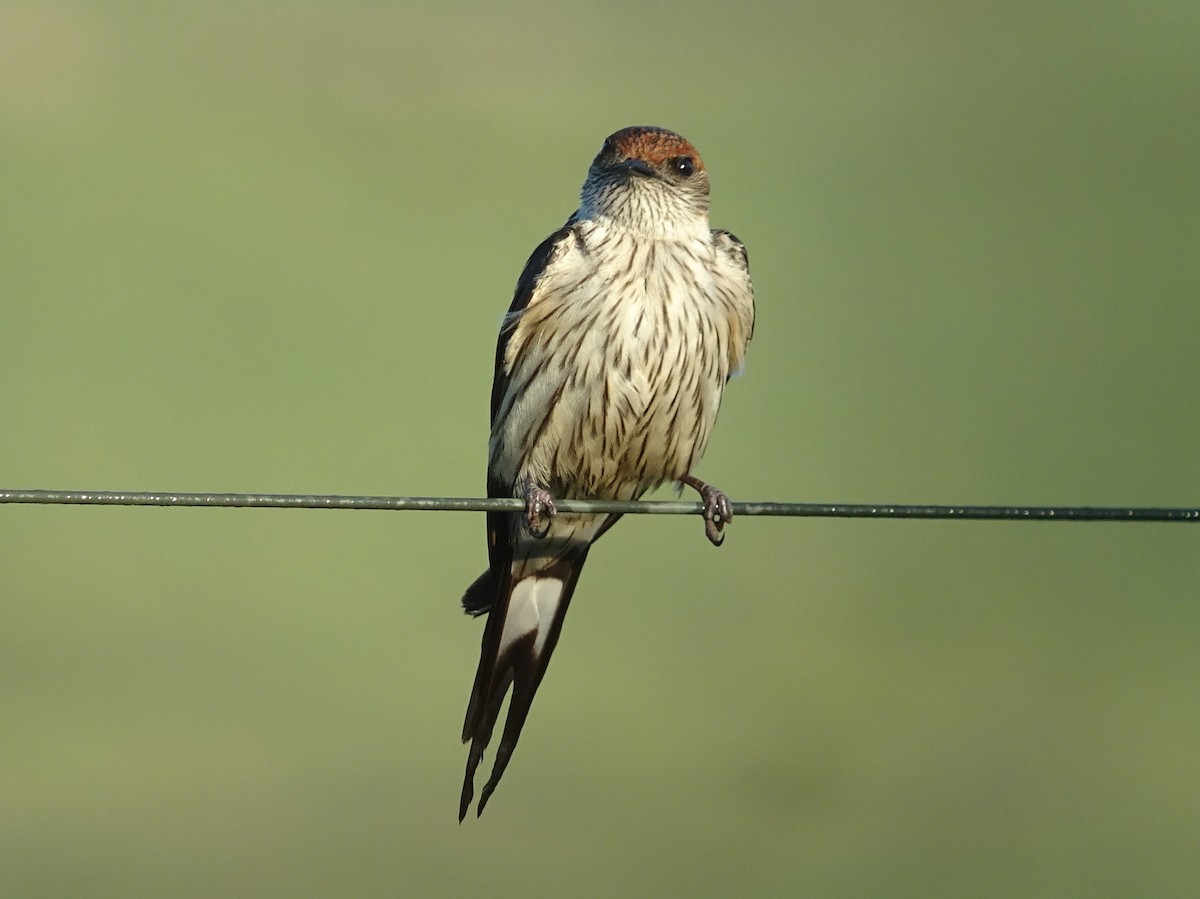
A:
460;223;579;618
488;223;579;432
711;229;755;377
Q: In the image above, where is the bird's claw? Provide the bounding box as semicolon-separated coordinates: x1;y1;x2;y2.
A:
523;485;556;538
699;485;732;547
680;474;734;546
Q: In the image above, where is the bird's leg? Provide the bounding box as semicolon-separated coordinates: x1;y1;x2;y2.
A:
518;479;556;538
680;474;733;547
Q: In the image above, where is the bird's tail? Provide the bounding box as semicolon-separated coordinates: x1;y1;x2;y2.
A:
459;542;590;820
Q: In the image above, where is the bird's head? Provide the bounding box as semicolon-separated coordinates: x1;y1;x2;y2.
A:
579;126;711;236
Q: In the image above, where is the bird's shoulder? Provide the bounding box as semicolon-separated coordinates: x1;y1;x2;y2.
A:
488;221;580;428
506;221;582;320
710;228;750;274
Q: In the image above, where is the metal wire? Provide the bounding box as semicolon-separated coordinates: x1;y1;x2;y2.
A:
1;489;1196;522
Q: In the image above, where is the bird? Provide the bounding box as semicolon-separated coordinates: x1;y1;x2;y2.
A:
458;125;755;820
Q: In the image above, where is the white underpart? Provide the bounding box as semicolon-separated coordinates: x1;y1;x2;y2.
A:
491;218;751;500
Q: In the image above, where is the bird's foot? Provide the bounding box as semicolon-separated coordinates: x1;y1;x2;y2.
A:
522;483;557;538
681;475;732;546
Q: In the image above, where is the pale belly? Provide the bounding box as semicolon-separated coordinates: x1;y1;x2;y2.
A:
502;293;728;501
490;223;747;503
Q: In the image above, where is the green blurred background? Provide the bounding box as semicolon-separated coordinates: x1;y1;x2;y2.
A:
2;2;1198;896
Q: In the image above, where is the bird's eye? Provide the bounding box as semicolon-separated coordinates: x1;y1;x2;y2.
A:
672;156;695;177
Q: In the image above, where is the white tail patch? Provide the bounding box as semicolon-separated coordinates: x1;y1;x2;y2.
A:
498;575;566;662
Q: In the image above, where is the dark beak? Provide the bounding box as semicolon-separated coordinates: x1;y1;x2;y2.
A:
613;158;656;178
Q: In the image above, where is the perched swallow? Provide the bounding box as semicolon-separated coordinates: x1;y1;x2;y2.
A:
459;126;755;819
